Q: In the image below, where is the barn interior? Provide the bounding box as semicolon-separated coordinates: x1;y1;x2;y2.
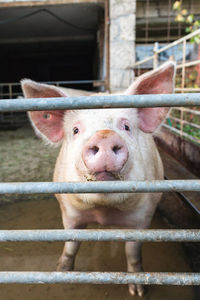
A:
0;3;104;91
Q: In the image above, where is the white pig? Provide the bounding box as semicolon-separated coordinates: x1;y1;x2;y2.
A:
21;61;175;297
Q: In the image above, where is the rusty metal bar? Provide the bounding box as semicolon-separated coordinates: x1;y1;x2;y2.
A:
0;271;200;285
0;229;200;242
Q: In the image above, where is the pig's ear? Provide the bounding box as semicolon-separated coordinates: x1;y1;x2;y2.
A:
21;79;67;144
125;61;176;133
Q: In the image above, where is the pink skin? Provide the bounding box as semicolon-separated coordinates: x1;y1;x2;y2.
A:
82;129;129;180
21;61;176;297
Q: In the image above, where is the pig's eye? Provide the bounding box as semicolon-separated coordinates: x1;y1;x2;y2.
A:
73;127;79;135
124;124;130;131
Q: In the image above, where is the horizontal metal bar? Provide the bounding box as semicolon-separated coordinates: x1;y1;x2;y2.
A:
0;229;200;242
134;30;200;67
169;116;200;130
164;175;200;216
156;29;200;54
0;180;199;194
0;94;200;112
0;272;200;285
176;59;200;69
163;124;200;144
0;80;104;87
172;107;200;116
175;88;200;92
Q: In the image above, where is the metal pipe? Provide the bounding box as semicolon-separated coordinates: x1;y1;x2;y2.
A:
0;229;200;242
133;29;200;67
0;180;199;194
169;116;200;130
0;80;104;87
163;124;200;144
156;28;200;54
176;59;200;69
175;88;200;92
172;107;200;116
105;0;110;92
0;94;200;112
0;271;200;285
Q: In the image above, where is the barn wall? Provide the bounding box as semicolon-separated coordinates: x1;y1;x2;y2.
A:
109;0;136;92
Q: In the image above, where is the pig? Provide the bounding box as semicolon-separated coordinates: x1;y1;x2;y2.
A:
21;61;175;297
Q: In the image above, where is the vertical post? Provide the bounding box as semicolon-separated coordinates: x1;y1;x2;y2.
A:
180;39;186;136
153;42;159;69
105;0;110;92
9;84;12;99
167;0;171;42
145;0;149;44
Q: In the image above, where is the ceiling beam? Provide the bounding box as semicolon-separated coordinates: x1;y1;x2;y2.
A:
0;0;105;8
0;35;95;44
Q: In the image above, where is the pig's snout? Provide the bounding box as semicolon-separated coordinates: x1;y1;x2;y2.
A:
82;130;128;175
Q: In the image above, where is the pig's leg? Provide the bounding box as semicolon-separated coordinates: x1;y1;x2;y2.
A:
125;241;144;297
57;238;82;271
56;205;86;271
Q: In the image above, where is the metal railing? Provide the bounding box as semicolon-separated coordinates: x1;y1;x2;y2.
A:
134;29;200;144
0;79;105;129
0;80;105;99
0;93;199;286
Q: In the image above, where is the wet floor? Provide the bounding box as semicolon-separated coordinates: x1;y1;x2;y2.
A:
0;197;196;300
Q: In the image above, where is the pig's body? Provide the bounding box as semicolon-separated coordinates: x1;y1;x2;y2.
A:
21;61;175;297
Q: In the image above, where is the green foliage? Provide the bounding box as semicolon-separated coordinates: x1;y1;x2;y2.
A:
173;1;200;43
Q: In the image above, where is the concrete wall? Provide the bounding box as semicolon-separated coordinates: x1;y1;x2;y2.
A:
109;0;136;92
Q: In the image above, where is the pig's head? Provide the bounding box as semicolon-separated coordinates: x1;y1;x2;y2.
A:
21;62;175;204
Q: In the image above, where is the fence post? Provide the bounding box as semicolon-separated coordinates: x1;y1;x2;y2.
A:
153;42;159;69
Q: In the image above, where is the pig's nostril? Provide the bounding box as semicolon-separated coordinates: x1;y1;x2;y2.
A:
112;145;122;154
90;146;99;155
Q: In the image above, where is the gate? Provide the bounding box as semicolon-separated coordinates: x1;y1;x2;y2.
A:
0;93;200;286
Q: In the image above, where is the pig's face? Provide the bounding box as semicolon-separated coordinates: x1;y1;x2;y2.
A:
63;108;141;181
21;61;175;204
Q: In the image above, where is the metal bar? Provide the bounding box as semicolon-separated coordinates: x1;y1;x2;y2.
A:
0;180;199;194
145;0;149;44
0;229;200;242
177;59;200;69
0;271;200;285
133;29;200;67
133;55;154;67
0;94;200;112
163;124;200;144
164;175;200;216
0;80;104;87
175;88;200;92
156;28;200;54
180;40;187;136
153;42;159;69
172;107;200;116
105;0;110;92
169;116;200;130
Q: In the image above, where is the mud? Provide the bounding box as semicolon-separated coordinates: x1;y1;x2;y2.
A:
0;198;195;300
